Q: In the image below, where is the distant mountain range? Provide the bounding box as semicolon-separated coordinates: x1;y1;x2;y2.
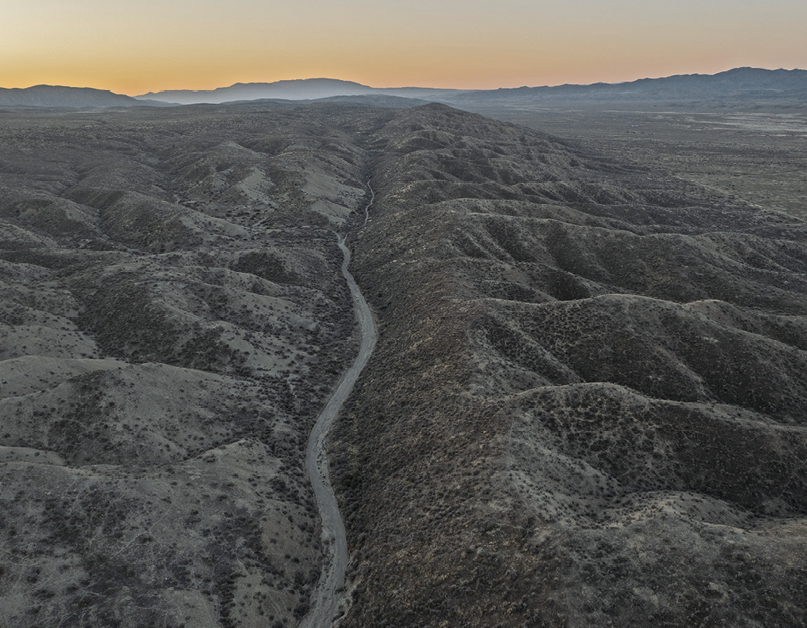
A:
136;78;373;104
135;78;465;105
136;68;807;106
2;68;805;109
0;85;168;109
452;67;807;104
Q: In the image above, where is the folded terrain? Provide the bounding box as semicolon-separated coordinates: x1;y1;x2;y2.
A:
329;104;807;626
0;102;388;627
1;101;806;628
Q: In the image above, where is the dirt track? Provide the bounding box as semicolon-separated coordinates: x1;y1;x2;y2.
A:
301;228;378;628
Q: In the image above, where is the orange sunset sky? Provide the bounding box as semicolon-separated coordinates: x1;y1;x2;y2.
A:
2;0;806;96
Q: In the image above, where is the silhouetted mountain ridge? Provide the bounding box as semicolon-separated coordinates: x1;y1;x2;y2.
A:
136;68;806;106
0;85;168;109
137;78;375;104
4;68;805;109
455;67;807;103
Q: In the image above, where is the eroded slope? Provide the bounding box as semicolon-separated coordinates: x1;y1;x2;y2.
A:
0;103;391;628
4;100;807;628
331;104;807;627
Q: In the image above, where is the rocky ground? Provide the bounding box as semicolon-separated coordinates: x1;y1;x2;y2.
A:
0;102;388;628
2;100;807;627
329;103;807;627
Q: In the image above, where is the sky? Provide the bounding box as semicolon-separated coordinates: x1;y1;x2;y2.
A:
2;0;806;96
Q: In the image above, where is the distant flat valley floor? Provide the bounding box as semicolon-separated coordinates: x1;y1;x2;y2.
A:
474;104;807;221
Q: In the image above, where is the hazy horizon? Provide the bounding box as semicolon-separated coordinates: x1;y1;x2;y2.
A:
3;0;806;96
4;65;807;100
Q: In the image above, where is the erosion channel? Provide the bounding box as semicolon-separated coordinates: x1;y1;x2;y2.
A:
301;190;378;628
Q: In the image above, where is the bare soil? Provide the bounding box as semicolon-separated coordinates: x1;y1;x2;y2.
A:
2;100;807;627
0;102;387;628
329;103;807;627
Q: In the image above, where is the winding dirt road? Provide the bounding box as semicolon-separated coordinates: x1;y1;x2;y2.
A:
300;187;377;628
363;180;374;226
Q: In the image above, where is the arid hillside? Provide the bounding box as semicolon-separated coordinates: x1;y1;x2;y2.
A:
331;104;807;627
1;101;806;627
0;102;390;628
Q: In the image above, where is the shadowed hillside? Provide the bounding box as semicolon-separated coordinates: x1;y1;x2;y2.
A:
331;103;807;627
